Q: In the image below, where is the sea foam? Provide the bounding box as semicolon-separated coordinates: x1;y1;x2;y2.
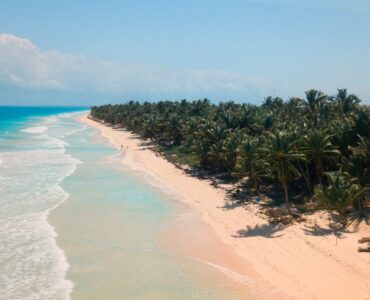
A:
0;112;84;300
21;125;48;134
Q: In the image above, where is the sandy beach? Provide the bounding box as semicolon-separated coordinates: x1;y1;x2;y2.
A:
81;114;370;300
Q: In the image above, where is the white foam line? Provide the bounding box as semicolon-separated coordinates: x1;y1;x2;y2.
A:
41;157;81;300
28;113;83;299
41;188;74;300
21;126;48;134
63;124;88;137
199;260;281;298
175;212;199;220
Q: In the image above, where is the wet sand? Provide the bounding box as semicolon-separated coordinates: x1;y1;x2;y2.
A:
50;120;261;299
80;115;370;300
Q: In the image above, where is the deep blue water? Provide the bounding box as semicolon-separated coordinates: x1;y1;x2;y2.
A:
0;106;88;134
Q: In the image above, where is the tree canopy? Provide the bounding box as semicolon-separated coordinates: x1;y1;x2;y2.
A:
91;89;370;219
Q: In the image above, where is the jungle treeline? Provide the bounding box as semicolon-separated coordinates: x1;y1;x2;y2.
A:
91;89;370;225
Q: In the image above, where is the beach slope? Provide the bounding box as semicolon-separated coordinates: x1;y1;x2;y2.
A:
81;115;370;300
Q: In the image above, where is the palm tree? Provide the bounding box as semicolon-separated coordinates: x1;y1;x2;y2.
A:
304;90;329;125
285;97;306;124
342;156;369;188
262;96;284;110
207;131;243;171
262;131;304;209
334;89;360;115
142;115;158;141
91;88;369;220
305;89;328;115
301;130;341;186
350;135;370;163
342;156;369;214
163;113;183;146
315;172;365;226
221;131;244;171
191;121;216;167
208;142;225;170
236;136;264;188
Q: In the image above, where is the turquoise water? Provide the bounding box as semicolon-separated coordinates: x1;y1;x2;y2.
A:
0;106;87;134
0;108;247;299
0;107;86;299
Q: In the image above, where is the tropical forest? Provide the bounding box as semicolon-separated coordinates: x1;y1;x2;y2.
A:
91;89;370;226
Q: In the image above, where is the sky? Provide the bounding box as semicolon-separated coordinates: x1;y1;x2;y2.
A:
0;0;369;106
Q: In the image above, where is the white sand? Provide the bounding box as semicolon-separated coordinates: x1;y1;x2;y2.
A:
81;115;370;300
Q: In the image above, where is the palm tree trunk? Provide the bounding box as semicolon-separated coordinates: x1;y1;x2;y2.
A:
282;182;290;212
317;163;323;186
340;210;348;228
357;194;365;217
297;160;312;195
305;161;312;193
317;172;323;187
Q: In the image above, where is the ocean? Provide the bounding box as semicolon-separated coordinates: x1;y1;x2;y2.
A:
0;107;87;299
0;107;250;300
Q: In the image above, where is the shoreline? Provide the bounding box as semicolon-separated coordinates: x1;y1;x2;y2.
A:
49;117;259;299
81;114;370;300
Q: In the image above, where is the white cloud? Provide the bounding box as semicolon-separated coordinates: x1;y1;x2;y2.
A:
0;34;267;97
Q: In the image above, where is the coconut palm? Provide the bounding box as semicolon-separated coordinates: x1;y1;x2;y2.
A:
342;156;369;214
163;113;183;146
334;89;360;115
207;131;243;171
350;135;370;163
315;172;365;226
208;142;225;170
262;96;284;110
305;89;328;115
262;131;305;209
306;89;328;126
236;136;265;188
90;88;369;217
301;130;341;186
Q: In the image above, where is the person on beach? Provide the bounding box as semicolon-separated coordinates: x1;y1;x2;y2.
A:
120;145;128;155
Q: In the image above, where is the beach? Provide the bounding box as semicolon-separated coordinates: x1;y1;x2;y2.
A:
47;112;259;300
2;2;370;299
2;109;260;300
81;114;370;300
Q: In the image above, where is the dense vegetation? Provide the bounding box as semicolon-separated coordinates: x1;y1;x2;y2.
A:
91;89;370;225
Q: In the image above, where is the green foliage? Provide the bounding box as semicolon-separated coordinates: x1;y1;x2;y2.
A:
315;172;366;226
261;131;305;207
159;145;199;167
301;130;340;185
91;89;370;211
350;136;370;163
235;136;265;188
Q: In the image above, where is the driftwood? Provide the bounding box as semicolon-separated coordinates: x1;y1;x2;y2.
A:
358;237;370;244
358;247;370;253
357;237;370;253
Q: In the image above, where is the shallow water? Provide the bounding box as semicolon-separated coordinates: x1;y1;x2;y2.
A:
1;109;254;299
0;108;85;299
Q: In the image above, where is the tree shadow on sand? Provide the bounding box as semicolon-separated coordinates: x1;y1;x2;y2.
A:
302;211;368;240
301;214;353;242
302;224;347;240
232;223;286;239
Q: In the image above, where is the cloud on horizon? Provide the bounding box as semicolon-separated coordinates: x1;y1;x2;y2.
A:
0;34;268;103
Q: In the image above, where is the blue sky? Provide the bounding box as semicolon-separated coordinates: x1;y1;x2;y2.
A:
0;0;369;105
